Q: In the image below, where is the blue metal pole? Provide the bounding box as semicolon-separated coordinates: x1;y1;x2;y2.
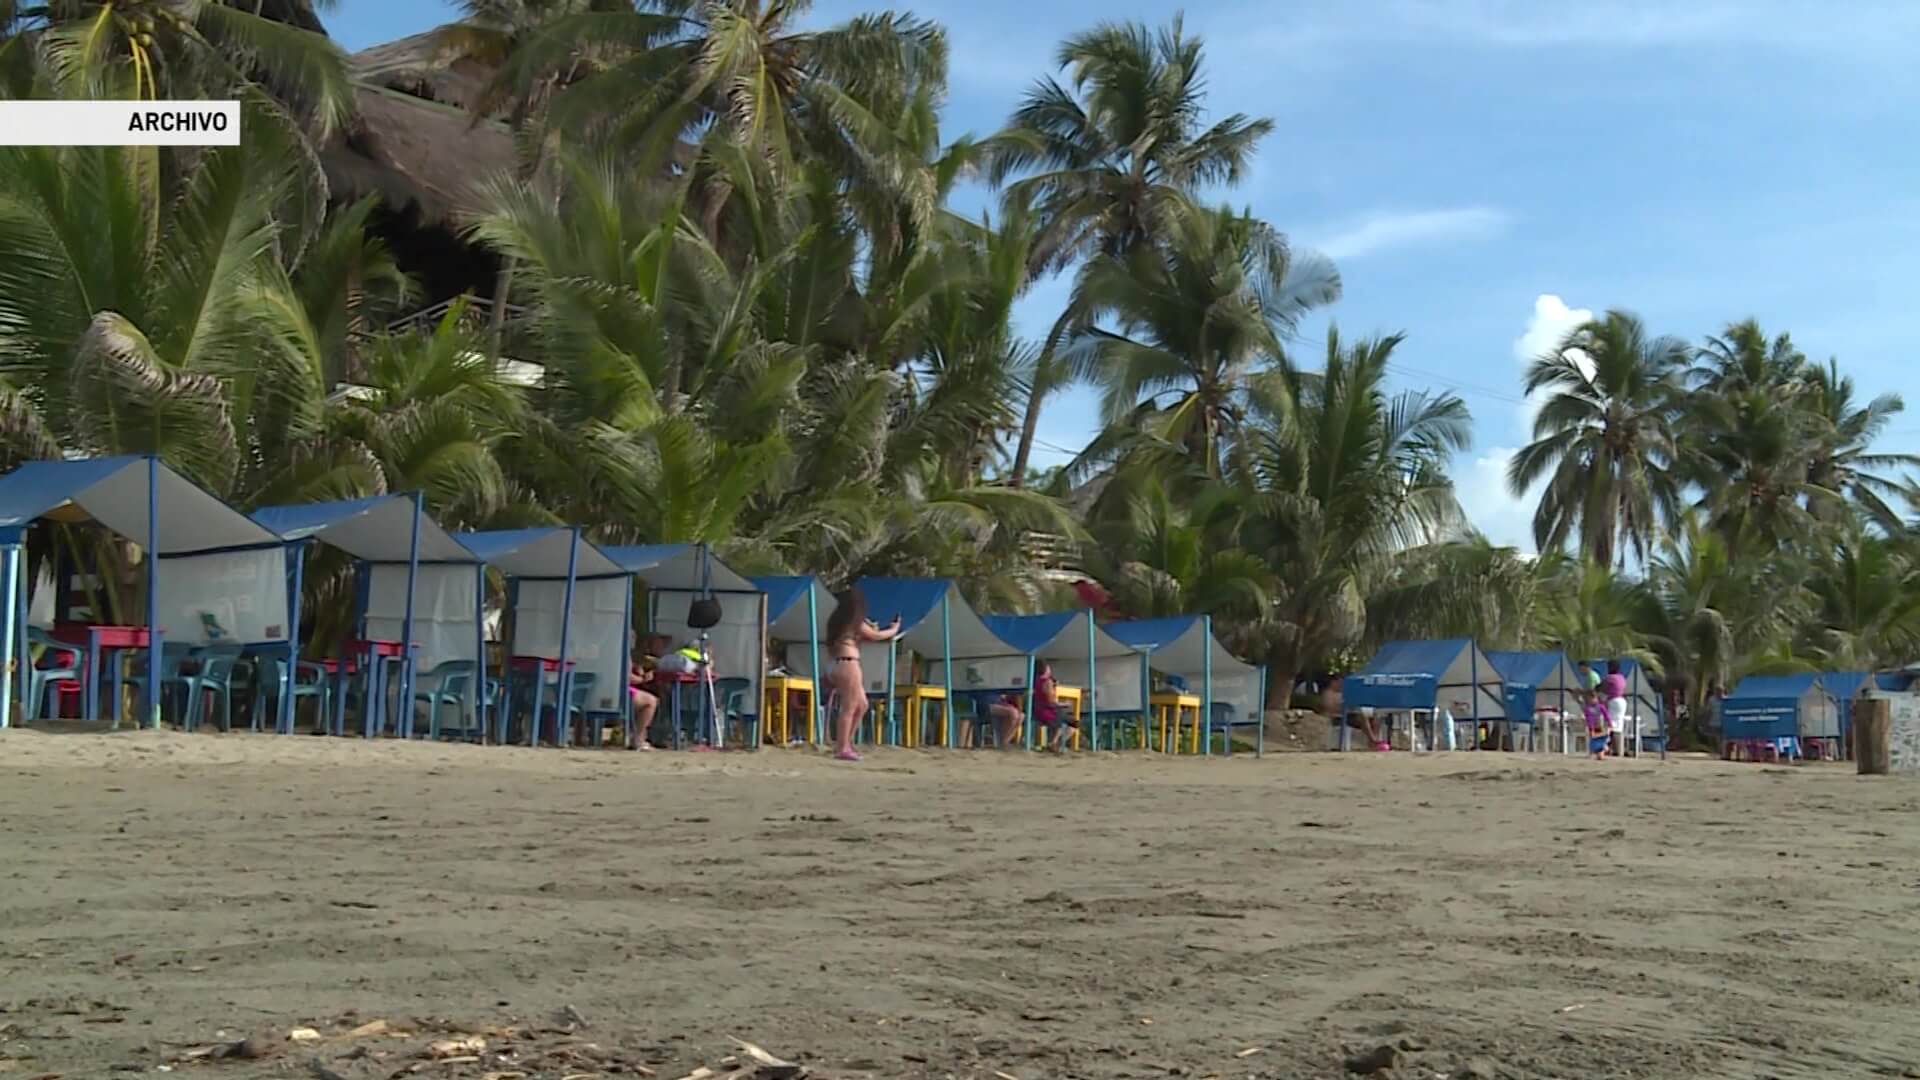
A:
806;582;821;744
0;534;18;730
1201;615;1214;756
1256;664;1268;756
1086;610;1098;751
551;530;580;748
1023;653;1037;750
620;577;633;747
399;492;422;738
282;541;307;734
1139;651;1152;752
474;564;488;742
940;592;953;748
14;541;28;726
144;456;160;729
883;636;897;746
1469;643;1481;752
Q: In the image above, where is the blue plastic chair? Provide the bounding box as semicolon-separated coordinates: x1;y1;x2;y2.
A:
1206;701;1264;756
25;628;84;721
178;644;244;732
122;643;198;726
714;676;758;748
251;655;333;733
412;659;482;740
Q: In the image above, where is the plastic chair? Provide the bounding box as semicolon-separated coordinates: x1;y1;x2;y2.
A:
412;659;482;740
25;628;83;721
122;643;198;726
252;655;333;733
178;644;244;732
714;676;757;748
1207;702;1263;756
555;672;600;746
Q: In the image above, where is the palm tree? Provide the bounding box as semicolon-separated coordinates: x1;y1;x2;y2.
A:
985;15;1273;274
1509;310;1688;567
5;0;353;132
1230;329;1472;703
1801;359;1917;530
1050;202;1337;478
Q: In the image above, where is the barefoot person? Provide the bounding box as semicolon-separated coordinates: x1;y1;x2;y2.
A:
1033;659;1075;751
825;590;901;762
627;655;659;750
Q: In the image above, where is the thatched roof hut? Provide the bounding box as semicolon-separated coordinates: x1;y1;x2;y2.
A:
323;32;517;227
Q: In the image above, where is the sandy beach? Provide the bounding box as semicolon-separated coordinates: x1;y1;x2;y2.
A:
2;731;1919;1080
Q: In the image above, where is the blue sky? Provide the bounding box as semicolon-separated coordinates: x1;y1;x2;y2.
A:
328;1;1920;550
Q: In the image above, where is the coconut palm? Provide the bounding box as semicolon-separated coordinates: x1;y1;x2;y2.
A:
1509;310;1689;568
1050;202;1337;478
985;15;1273;275
1801;359;1917;530
1232;328;1472;703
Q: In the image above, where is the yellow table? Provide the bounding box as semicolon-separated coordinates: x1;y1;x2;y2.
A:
893;684;949;747
763;675;815;745
1051;685;1084;749
1150;692;1202;754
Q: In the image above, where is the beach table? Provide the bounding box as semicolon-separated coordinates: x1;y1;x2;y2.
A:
891;683;948;747
54;623;152;727
505;654;575;745
653;669;715;749
1150;691;1202;754
330;638;414;739
763;674;815;745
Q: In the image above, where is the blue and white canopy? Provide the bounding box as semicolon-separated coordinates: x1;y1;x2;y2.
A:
1722;673;1837;741
607;544;767;718
457;528;625;579
603;543;757;592
253;494;479;564
1345;638;1505;718
1487;650;1580;721
0;455;279;552
1105;615;1262;723
978;610;1147;715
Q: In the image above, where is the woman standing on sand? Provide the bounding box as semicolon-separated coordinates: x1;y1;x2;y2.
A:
824;590;901;762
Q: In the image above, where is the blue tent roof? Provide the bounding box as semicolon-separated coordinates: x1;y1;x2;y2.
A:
1821;671;1870;702
0;455;280;553
1487;650;1568;690
455;528;624;579
1104;616;1200;651
853;577;1015;658
601;543;756;592
981;612;1078;654
252;494;478;563
1726;673;1822;700
754;576;816;622
856;577;950;632
1344;639;1505;716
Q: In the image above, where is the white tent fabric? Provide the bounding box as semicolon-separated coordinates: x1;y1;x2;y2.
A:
514;576;629;713
77;459;281;553
1109;617;1264;723
648;589;767;716
366;564;480;673
765;578;830;681
154;548;289;644
263;496;476;563
27;564;52;628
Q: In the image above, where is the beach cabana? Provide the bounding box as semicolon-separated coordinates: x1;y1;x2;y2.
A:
1487;650;1580;752
1103;616;1265;755
1720;673;1838;757
1584;657;1665;753
252;494;483;738
1344;639;1505;751
604;544;766;748
852;577;1015;747
1821;670;1870;757
457;528;628;746
755;575;832;744
969;611;1149;751
0;456;287;730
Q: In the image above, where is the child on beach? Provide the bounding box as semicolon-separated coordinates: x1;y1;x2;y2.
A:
1582;690;1610;760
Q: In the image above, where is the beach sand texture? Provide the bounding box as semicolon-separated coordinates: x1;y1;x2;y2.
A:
3;730;1920;1079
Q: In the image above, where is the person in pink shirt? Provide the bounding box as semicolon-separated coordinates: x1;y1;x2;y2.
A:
1602;662;1629;754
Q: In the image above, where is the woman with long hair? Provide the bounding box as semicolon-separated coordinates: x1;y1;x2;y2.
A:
824;589;901;761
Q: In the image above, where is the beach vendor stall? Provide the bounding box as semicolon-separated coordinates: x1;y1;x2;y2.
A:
1487;650;1581;752
849;577;1013;747
604;544;765;749
252;494;483;738
1103;616;1264;755
0;456;288;731
968;611;1147;751
753;575;832;745
1342;639;1506;751
456;528;628;747
1720;673;1839;761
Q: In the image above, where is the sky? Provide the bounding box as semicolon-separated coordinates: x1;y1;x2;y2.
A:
326;1;1920;551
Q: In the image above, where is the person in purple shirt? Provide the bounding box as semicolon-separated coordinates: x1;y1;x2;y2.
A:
1603;661;1629;753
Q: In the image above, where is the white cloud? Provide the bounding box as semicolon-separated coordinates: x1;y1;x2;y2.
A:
1513;293;1593;430
1309;207;1510;261
1452;446;1539;553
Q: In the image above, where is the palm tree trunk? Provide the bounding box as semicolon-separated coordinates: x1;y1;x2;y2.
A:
488;259;516;362
1010;389;1045;488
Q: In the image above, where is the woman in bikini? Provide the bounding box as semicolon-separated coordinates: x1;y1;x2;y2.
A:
824;589;901;762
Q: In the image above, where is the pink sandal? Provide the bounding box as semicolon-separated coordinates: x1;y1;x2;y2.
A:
1373;740;1392;752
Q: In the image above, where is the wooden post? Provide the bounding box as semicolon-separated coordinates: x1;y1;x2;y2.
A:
1857;697;1892;775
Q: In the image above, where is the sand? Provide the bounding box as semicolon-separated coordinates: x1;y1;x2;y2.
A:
3;731;1920;1080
